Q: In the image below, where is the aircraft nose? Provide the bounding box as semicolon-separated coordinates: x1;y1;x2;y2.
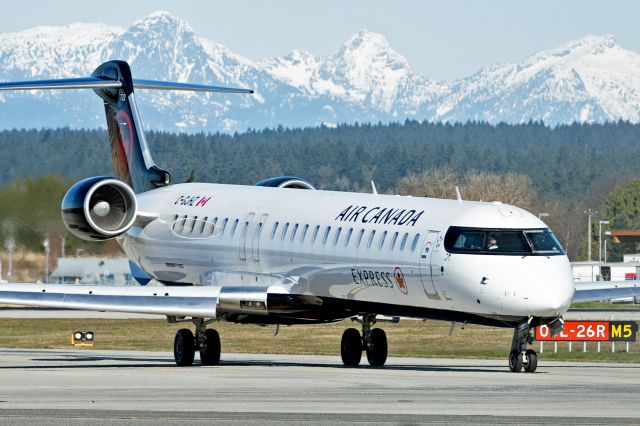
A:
527;269;574;317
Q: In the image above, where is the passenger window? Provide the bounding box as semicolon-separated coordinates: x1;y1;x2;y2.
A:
311;225;320;243
230;219;239;236
281;222;289;240
240;220;249;238
334;227;342;245
356;229;365;247
411;234;421;251
400;233;409;250
271;222;279;239
379;231;387;249
301;224;309;242
187;216;197;233
200;217;208;233
255;222;263;240
290;223;299;241
322;226;331;244
210;217;218;235
390;232;398;249
345;228;353;246
367;230;376;248
220;218;229;236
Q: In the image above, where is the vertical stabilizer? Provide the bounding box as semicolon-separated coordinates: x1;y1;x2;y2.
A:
91;61;170;193
0;60;253;194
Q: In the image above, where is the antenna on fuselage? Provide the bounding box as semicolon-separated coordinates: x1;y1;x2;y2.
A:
455;186;463;203
371;180;378;196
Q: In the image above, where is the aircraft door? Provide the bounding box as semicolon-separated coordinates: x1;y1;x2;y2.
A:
419;230;443;301
252;214;268;262
239;212;255;261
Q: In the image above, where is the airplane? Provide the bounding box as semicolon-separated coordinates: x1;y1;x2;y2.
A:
1;60;639;372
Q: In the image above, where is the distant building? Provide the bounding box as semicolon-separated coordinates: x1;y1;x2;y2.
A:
572;261;640;282
50;257;135;285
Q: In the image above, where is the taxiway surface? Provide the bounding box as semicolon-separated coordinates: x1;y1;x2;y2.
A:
0;348;638;424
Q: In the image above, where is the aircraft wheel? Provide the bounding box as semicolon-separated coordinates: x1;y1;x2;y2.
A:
366;328;388;367
174;328;195;367
508;349;523;372
341;328;362;366
524;349;537;373
200;329;221;366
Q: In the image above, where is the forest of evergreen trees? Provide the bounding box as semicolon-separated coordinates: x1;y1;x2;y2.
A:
0;120;639;260
1;120;638;197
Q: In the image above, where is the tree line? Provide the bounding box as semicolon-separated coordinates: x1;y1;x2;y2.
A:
1;120;639;260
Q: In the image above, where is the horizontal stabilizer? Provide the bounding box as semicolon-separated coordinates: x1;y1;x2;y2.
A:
132;79;254;94
0;77;253;94
0;77;121;91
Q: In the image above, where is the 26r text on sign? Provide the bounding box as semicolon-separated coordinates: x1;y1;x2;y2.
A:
535;321;637;342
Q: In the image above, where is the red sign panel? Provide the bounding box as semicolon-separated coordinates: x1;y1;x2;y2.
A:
536;321;638;342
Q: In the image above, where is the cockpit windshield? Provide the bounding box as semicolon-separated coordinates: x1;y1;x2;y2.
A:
444;227;565;256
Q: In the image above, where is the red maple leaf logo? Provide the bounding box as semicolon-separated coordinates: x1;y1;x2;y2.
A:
394;267;408;295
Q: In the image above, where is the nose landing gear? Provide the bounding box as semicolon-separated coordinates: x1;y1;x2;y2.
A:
173;318;221;367
509;319;537;373
340;314;389;367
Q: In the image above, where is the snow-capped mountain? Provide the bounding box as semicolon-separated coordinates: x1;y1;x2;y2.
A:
0;11;639;133
436;35;640;124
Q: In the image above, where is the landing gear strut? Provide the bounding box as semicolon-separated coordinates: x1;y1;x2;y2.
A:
509;319;537;373
173;318;220;367
340;314;388;367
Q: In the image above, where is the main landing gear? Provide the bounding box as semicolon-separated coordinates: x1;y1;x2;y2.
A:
173;318;221;367
341;314;388;367
508;320;537;373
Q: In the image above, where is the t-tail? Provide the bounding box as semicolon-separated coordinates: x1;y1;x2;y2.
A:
0;60;253;193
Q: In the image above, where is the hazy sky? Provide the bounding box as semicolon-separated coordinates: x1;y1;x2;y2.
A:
1;0;638;80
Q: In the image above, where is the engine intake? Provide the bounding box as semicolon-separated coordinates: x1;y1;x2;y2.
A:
255;176;315;190
62;177;138;241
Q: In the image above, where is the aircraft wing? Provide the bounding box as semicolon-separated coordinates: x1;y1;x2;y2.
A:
0;283;217;317
573;281;640;303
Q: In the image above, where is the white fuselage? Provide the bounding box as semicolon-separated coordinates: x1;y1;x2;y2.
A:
119;183;574;325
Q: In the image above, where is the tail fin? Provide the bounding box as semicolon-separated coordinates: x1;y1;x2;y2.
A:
92;61;168;193
0;60;253;193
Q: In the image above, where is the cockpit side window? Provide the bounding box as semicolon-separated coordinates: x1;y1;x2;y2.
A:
524;229;563;254
444;226;565;256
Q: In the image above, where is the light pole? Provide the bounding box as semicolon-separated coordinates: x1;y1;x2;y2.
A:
5;239;15;282
43;238;50;284
538;212;549;220
585;209;597;262
604;230;611;263
599;220;609;265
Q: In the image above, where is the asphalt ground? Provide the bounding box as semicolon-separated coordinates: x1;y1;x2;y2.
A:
0;348;638;425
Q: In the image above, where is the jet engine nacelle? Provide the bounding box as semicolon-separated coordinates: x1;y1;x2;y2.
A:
255;176;316;190
61;177;138;241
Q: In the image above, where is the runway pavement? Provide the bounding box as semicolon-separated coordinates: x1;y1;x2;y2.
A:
0;348;638;424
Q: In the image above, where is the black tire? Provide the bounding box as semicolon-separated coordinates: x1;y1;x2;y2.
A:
509;349;523;372
174;328;195;367
524;349;537;373
200;329;221;366
366;328;388;367
341;328;362;366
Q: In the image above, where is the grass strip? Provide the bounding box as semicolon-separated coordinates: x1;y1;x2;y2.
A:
0;318;638;362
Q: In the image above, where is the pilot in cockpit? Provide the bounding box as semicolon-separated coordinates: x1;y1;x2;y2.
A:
487;235;498;250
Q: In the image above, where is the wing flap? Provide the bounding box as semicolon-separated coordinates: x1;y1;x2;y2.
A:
0;284;217;318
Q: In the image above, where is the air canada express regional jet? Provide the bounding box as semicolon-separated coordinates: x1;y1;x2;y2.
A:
1;60;638;372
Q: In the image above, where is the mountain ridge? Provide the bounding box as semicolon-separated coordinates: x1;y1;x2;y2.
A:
0;11;638;132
